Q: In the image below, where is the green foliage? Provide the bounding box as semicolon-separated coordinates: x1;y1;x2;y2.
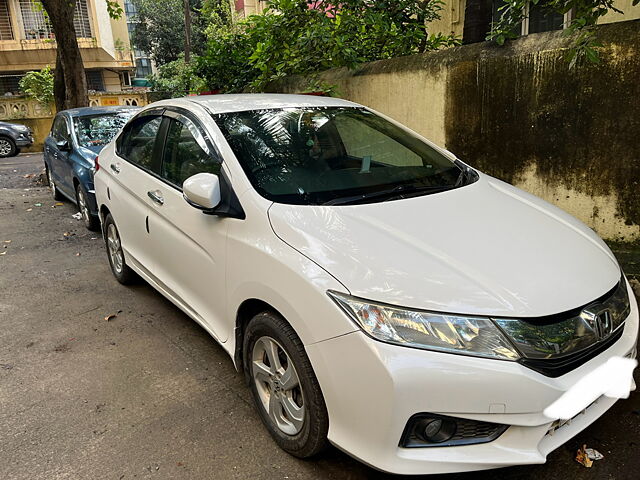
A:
196;21;258;92
131;0;211;66
488;0;630;66
300;77;341;97
114;38;127;53
148;56;206;97
196;0;459;92
106;0;123;19
19;66;55;107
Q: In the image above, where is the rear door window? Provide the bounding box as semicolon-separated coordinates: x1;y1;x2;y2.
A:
118;115;163;171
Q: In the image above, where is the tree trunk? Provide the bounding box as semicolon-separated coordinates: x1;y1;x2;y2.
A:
184;0;192;63
41;0;88;110
53;47;66;111
463;0;493;45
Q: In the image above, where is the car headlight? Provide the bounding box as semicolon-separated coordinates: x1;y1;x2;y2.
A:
14;125;29;132
328;291;520;360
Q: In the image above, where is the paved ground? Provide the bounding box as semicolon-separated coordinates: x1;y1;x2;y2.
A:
1;153;639;480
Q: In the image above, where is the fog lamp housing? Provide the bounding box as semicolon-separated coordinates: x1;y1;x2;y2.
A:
399;413;508;448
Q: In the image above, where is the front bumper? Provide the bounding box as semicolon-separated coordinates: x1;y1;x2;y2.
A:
307;281;638;475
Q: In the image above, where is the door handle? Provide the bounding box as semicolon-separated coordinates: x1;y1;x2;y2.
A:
147;190;164;205
110;163;121;174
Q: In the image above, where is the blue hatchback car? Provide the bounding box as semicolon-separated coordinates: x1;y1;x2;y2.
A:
44;106;139;230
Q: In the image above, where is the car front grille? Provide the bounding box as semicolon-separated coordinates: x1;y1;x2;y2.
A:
518;327;624;377
493;276;630;377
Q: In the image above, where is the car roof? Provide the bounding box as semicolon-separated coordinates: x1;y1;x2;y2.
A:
60;106;141;117
152;94;362;114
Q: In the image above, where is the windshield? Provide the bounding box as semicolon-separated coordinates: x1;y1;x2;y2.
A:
214;107;471;205
73;111;136;148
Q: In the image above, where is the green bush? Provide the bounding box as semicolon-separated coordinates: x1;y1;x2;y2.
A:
196;22;258;93
196;0;459;93
19;66;55;107
148;56;206;97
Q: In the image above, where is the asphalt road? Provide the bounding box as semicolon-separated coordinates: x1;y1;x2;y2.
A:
1;153;639;480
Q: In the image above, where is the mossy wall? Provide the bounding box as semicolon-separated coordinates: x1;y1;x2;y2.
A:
445;20;640;241
272;20;640;242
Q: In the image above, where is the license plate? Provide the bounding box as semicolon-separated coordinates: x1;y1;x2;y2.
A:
544;356;637;420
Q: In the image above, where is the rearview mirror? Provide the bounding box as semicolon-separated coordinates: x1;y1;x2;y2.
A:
56;139;70;151
183;173;221;211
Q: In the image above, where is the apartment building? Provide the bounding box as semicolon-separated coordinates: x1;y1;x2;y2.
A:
123;0;153;80
430;0;640;42
0;0;135;95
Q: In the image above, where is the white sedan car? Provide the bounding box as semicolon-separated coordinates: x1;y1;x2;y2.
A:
94;94;638;475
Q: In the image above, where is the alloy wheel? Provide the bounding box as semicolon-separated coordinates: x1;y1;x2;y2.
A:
252;336;305;436
106;223;124;274
0;138;11;156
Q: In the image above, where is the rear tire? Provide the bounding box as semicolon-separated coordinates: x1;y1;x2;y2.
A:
243;311;329;458
46;165;64;201
103;214;136;285
0;136;17;158
75;183;100;231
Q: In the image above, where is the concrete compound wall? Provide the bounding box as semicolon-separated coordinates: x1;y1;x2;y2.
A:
271;20;640;242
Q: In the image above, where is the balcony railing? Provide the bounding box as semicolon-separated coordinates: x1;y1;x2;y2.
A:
0;93;149;121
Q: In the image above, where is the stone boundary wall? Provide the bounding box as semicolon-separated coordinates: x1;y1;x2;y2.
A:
0;92;149;152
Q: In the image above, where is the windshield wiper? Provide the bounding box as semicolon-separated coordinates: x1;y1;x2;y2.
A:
322;184;454;206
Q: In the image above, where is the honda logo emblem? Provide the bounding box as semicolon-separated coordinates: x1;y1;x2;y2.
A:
581;305;613;341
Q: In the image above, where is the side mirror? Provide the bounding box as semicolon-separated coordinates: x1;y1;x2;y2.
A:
183;173;221;211
56;139;70;151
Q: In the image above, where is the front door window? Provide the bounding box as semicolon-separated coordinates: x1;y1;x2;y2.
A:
161;116;221;188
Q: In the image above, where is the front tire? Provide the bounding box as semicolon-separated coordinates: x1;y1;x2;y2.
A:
75;183;100;231
243;311;329;458
0;136;17;158
103;214;136;285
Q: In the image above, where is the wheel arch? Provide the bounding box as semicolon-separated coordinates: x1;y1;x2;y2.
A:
234;298;291;374
72;163;93;189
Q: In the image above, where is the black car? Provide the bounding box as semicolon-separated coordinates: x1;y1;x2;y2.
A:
0;121;34;157
43;106;139;230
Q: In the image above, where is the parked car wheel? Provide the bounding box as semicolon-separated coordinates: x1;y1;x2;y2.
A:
0;136;17;158
75;183;100;231
46;166;64;201
104;214;136;284
243;311;329;458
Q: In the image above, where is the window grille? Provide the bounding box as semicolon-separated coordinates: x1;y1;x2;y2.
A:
0;74;22;95
19;0;92;39
0;0;13;40
86;70;105;91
